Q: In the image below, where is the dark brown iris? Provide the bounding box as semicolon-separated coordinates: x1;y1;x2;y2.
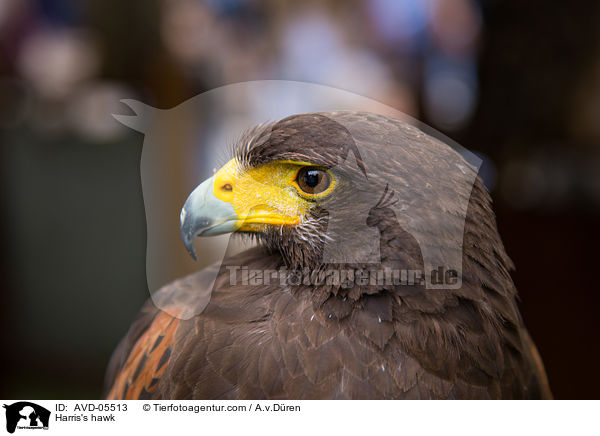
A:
296;167;331;194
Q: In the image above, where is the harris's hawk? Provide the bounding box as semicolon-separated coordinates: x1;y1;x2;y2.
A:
104;111;551;399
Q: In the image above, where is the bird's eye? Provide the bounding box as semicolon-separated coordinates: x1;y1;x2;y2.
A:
296;167;331;195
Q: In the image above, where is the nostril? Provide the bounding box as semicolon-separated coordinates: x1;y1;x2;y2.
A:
221;183;232;192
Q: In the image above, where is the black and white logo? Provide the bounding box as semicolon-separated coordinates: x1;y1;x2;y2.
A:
3;402;50;434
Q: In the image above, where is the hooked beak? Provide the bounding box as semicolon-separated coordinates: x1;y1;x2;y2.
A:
179;175;239;260
180;159;307;261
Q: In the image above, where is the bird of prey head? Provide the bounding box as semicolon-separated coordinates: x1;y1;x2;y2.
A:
181;113;368;266
181;111;472;279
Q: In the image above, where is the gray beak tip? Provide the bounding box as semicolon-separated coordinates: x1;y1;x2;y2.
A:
187;247;198;261
180;223;199;262
180;207;199;261
179;175;239;261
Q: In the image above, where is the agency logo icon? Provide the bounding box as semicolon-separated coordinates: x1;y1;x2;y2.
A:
3;402;50;434
112;81;482;320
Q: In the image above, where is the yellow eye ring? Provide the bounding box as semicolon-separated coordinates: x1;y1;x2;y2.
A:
291;166;336;199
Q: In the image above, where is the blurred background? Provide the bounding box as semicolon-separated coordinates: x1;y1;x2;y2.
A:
1;0;599;399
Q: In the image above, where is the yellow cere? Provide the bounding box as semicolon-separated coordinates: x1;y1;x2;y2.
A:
212;159;333;231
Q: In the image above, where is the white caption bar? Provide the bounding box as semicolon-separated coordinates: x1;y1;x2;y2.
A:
0;400;597;436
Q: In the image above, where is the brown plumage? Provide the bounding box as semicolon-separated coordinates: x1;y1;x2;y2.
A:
104;111;551;399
